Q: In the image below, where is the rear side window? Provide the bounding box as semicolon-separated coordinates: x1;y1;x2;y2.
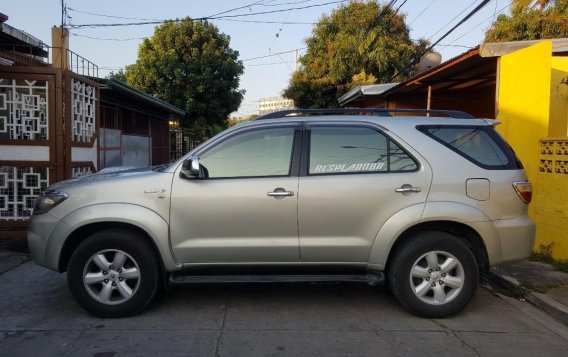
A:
417;125;522;170
308;127;417;175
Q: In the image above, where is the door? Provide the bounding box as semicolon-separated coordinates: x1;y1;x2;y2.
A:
298;124;432;262
170;125;301;263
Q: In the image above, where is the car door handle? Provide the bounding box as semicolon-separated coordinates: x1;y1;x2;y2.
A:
267;188;295;198
395;185;421;193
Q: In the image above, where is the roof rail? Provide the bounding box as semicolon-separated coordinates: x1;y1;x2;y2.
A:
255;108;473;120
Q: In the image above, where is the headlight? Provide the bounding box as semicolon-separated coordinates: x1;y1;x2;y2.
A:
33;190;68;215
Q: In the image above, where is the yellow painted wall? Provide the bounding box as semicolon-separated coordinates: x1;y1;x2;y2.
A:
497;41;568;259
549;57;568;137
534;138;568;259
496;41;552;220
534;57;568;259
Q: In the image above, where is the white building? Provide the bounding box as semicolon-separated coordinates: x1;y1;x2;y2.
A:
259;96;294;115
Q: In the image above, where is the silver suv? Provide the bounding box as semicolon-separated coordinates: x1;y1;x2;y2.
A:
28;109;535;318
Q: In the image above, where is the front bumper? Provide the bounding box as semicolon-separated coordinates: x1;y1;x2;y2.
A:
27;212;66;271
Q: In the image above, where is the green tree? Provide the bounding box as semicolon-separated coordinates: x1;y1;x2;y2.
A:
106;69;127;83
227;114;259;127
125;18;244;133
284;0;427;108
485;0;568;42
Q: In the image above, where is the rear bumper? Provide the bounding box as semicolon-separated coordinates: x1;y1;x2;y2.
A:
493;216;535;264
470;215;535;266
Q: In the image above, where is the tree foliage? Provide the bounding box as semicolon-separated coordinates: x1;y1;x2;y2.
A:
485;0;568;42
284;0;427;108
125;18;244;131
106;69;127;83
227;114;258;127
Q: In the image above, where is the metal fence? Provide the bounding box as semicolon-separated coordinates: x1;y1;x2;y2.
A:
68;49;99;78
0;44;50;67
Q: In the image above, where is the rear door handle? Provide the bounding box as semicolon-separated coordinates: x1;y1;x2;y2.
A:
267;188;295;198
395;185;421;194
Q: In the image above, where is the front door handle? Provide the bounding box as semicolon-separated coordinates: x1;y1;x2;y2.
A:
267;187;295;199
395;185;421;194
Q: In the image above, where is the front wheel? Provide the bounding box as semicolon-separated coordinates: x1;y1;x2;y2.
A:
67;229;161;318
387;231;479;318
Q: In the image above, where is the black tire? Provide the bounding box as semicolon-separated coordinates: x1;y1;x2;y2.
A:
387;231;479;318
67;229;161;318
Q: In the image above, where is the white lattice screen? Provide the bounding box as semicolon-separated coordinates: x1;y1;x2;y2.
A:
0;166;49;221
72;78;96;142
0;79;49;140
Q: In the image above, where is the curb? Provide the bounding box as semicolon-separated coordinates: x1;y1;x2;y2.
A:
487;272;568;326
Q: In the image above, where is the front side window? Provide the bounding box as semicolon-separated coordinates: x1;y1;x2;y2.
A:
199;127;295;178
308;127;417;175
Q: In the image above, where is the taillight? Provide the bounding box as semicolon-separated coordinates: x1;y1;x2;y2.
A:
513;181;532;204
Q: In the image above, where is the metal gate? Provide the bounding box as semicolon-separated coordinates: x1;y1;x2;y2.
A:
0;67;98;234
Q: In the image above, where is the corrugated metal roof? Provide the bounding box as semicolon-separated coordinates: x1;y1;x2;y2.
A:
480;38;568;57
104;79;186;116
337;82;398;106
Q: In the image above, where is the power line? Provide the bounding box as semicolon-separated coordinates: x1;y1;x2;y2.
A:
426;0;478;42
241;47;306;61
214;18;315;24
206;0;268;18
247;60;296;67
436;44;475;49
67;7;161;21
441;0;512;47
270;0;299;48
69;17;315;42
259;0;315;6
389;0;493;81
68;0;347;29
71;33;147;41
392;0;408;15
408;0;438;26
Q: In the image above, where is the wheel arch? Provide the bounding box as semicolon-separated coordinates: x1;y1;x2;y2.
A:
384;221;490;276
46;203;181;273
59;222;163;273
368;202;499;274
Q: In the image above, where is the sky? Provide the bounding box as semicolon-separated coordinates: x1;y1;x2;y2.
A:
3;0;511;117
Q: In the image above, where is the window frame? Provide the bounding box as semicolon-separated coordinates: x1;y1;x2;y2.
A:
301;123;420;177
416;124;522;170
194;124;303;180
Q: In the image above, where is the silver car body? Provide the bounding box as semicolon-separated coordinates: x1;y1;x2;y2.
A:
28;116;535;273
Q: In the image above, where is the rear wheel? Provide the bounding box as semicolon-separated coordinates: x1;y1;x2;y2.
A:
387;231;479;317
67;229;161;318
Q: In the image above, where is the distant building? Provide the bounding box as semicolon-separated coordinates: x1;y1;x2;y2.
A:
259;96;294;115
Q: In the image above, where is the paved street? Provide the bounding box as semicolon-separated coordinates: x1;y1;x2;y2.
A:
1;261;567;357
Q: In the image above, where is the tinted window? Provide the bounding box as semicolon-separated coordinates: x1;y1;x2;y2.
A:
309;127;417;175
200;127;295;178
418;125;521;170
390;141;418;171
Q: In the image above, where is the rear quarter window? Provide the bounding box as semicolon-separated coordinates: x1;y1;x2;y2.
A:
417;125;523;170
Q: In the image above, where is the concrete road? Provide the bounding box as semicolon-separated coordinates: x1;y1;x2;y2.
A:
1;262;567;357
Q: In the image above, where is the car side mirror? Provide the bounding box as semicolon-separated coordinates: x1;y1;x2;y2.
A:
180;157;201;179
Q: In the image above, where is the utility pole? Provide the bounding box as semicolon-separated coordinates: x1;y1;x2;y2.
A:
60;0;66;27
268;48;300;72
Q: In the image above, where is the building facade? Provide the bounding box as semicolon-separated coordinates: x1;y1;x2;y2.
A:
259;96;294;115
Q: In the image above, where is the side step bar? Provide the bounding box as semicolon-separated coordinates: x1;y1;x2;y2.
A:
169;273;384;286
